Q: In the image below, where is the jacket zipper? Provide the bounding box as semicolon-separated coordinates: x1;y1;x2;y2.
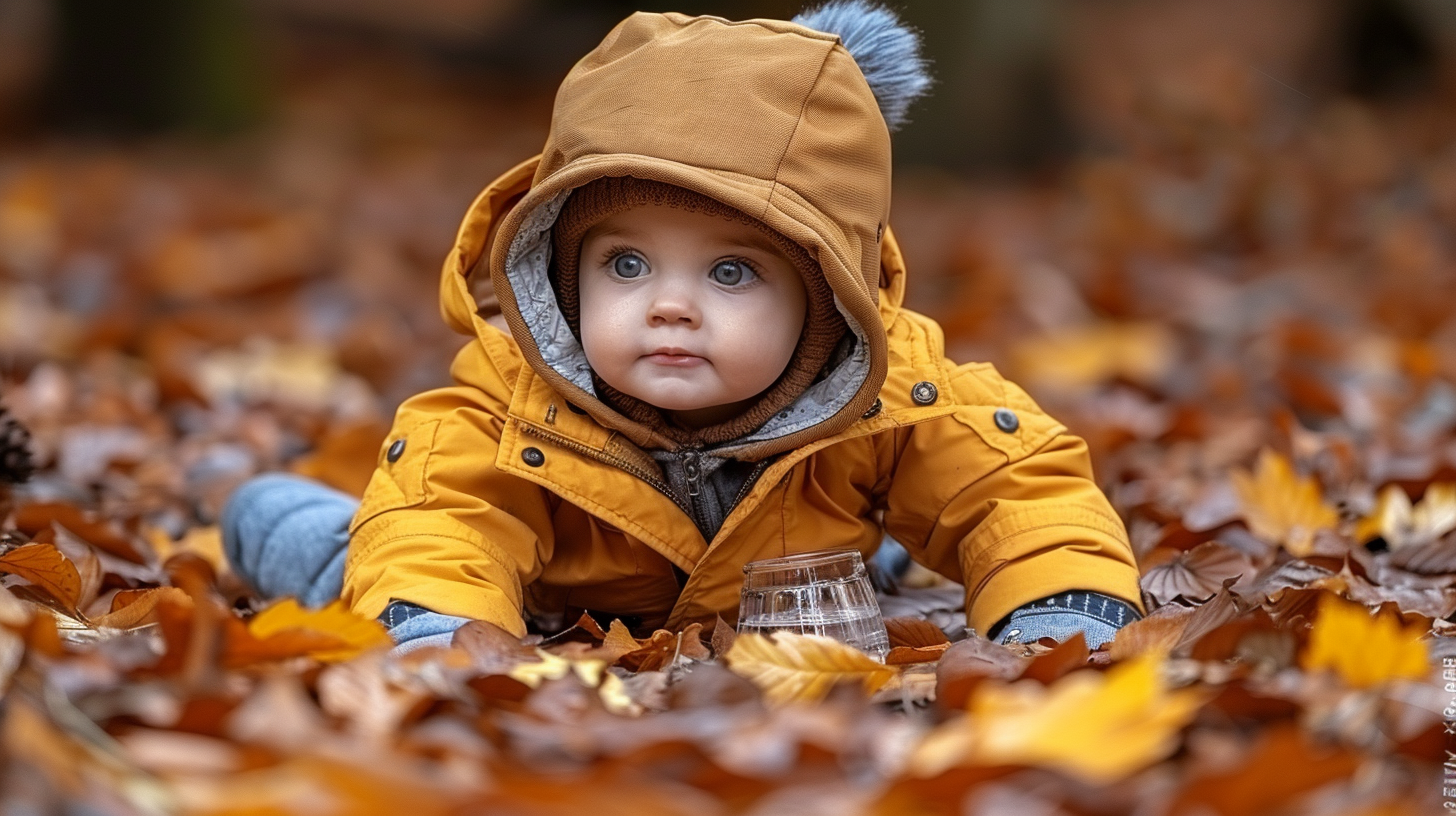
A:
679;448;713;535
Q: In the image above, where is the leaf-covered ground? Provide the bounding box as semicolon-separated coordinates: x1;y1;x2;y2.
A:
1;43;1454;816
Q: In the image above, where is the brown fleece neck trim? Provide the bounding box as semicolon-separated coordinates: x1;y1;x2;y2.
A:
550;176;846;449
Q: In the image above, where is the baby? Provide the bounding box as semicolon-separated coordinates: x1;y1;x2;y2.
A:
223;1;1144;651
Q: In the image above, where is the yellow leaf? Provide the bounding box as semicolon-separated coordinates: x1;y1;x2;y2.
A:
246;600;392;663
913;653;1205;784
722;632;896;706
1355;483;1456;549
1301;593;1429;688
1011;322;1175;391
1231;449;1338;556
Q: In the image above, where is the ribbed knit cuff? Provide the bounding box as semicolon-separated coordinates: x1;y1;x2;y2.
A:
380;601;471;654
988;590;1141;650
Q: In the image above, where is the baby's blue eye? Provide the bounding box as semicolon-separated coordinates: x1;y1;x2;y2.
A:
711;261;754;286
613;254;645;278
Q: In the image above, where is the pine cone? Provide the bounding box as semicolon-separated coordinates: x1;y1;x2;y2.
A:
0;406;35;484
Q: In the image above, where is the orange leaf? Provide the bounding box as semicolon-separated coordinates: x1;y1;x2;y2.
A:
0;543;82;613
13;502;144;563
87;587;192;630
885;617;951;648
1231;449;1338;556
886;643;950;665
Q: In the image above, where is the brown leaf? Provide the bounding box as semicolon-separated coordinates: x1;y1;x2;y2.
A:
13;502;145;563
619;623;709;672
0;542;82;613
1140;541;1254;605
1172;724;1361;816
886;643;950;665
1018;632;1089;684
935;637;1028;708
1109;604;1195;661
709;614;736;657
88;586;191;629
885;617;951;648
452;619;539;673
1387;537;1456;574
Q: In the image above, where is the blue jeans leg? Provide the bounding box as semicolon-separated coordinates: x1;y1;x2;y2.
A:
220;473;357;608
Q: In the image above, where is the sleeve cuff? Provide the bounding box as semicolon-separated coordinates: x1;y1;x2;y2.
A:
380;601;472;652
989;590;1141;649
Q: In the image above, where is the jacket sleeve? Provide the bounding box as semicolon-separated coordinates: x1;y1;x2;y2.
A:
341;340;555;638
880;362;1144;639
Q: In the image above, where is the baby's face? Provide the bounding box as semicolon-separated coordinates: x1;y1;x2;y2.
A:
577;203;808;428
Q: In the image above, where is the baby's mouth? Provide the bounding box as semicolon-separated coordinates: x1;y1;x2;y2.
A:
644;348;707;366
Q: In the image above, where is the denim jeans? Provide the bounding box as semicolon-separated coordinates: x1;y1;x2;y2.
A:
220;473;466;652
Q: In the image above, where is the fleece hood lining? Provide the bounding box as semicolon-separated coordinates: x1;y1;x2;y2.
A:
500;188;872;455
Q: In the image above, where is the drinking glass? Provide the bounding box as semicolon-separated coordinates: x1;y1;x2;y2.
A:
737;549;890;660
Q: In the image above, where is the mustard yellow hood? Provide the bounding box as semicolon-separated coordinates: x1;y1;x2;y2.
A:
439;10;905;460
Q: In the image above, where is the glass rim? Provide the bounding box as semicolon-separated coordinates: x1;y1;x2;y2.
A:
742;548;863;575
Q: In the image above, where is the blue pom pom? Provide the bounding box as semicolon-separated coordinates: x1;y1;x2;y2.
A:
792;0;931;131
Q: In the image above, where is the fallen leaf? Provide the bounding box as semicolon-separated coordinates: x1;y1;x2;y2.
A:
709;615;736;657
452;619;538;673
1173;723;1361;816
1301;593;1428;688
1355;483;1456;549
245;599;392;663
1110;605;1196;661
618;623;710;672
934;637;1028;708
885;617;951;648
1231;449;1339;556
1140;541;1254;605
13;502;145;563
1011;322;1175;391
88;587;192;629
886;643;950;665
913;652;1206;783
722;632;896;705
1018;632;1089;684
0;542;82;613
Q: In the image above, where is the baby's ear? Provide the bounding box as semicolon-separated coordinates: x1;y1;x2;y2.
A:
791;0;932;131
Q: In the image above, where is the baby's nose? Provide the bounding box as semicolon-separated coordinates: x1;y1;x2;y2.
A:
646;281;701;325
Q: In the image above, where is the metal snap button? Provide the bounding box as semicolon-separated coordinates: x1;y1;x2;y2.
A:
994;408;1020;433
911;381;938;405
386;439;406;462
861;398;883;420
521;447;545;467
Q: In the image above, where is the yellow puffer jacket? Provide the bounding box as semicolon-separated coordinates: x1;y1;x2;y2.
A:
341;11;1143;637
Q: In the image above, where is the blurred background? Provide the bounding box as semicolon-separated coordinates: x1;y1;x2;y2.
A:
3;0;1456;537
